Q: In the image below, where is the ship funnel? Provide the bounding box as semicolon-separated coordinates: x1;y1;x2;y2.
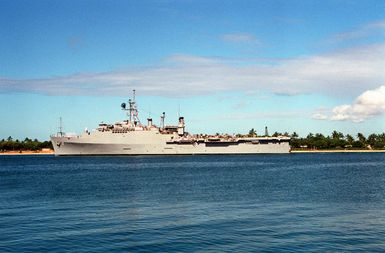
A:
179;117;184;124
178;117;185;136
147;118;153;127
160;112;165;130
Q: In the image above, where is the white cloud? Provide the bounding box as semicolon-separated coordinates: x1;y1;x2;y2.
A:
312;86;385;122
311;113;328;120
329;20;385;43
220;33;258;43
1;42;385;98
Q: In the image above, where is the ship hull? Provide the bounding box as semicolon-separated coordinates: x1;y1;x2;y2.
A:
51;135;290;156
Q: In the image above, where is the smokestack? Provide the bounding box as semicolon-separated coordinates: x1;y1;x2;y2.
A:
147;118;153;127
160;112;165;129
178;117;185;136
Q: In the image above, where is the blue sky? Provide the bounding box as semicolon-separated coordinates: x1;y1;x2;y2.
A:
1;0;385;140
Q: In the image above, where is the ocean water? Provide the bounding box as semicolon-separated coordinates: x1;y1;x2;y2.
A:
1;153;385;252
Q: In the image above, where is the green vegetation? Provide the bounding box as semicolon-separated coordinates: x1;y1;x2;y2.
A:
0;137;53;152
244;129;385;150
289;131;385;150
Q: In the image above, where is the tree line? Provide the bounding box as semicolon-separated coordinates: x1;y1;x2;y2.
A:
0;137;53;152
245;129;385;150
283;131;384;150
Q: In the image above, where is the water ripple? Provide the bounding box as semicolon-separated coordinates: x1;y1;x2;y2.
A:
1;154;385;252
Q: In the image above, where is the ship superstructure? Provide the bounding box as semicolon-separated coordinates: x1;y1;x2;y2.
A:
51;91;290;155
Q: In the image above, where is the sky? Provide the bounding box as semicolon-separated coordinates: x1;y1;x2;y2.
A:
1;0;385;140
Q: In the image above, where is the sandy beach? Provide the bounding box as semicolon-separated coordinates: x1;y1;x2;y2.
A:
0;150;54;155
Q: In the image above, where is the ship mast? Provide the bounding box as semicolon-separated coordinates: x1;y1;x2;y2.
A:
58;117;64;137
122;90;141;127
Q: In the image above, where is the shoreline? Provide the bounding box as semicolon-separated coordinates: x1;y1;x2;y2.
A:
291;149;385;153
0;150;54;155
1;149;385;155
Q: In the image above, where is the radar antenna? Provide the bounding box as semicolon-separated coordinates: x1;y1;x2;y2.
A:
121;90;141;127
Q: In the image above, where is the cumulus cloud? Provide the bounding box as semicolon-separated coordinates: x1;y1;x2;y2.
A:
312;86;385;122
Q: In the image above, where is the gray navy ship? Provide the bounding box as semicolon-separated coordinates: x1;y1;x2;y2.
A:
51;91;290;155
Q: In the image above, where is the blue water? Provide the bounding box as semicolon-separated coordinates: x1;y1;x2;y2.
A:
1;154;385;252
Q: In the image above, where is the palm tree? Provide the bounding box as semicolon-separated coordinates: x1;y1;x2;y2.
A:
331;131;344;140
357;133;366;144
345;134;354;144
368;134;377;146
